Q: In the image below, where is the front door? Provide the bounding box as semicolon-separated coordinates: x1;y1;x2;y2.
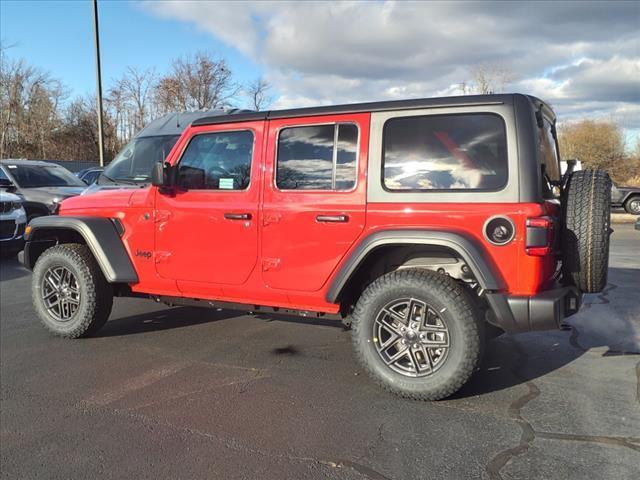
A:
261;113;369;292
154;122;263;286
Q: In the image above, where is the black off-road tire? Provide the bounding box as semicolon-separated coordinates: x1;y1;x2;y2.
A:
624;196;640;215
561;169;612;293
351;269;483;401
32;243;113;338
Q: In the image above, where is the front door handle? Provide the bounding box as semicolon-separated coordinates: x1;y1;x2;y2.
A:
316;214;349;223
224;213;252;220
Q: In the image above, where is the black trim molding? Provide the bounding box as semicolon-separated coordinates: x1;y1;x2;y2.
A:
23;216;138;284
325;229;504;303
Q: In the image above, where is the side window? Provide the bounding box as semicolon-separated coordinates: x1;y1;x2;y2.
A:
0;167;9;181
383;114;508;191
276;123;358;190
177;131;253;190
538;119;561;198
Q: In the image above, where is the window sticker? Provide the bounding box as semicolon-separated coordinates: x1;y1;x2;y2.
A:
219;178;234;189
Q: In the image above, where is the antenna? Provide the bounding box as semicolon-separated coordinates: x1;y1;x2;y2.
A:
176;111;180;128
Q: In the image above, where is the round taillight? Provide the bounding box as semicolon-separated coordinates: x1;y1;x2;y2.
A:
484;216;515;246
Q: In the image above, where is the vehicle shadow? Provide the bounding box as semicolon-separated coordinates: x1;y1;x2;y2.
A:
92;267;638;398
0;256;29;282
454;267;640;399
96;306;346;338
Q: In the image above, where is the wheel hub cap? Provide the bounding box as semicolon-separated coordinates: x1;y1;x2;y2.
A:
41;266;80;322
373;298;450;378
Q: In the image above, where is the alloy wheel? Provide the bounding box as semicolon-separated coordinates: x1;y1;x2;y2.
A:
373;298;450;377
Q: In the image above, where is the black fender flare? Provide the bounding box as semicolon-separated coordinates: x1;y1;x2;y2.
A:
325;229;504;303
22;216;138;284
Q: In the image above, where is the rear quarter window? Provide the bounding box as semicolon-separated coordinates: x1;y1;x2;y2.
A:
382;113;508;191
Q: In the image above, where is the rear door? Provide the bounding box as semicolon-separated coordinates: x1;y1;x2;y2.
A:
261;113;369;292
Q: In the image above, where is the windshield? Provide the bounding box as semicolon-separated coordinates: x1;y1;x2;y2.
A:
3;164;86;188
101;135;180;184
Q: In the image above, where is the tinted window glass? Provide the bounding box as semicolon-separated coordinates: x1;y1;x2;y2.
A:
102;134;180;183
336;124;358;190
276;124;358;190
177;131;253;190
277;125;334;190
5;164;86;188
383;114;508;191
0;167;9;181
538;119;561;197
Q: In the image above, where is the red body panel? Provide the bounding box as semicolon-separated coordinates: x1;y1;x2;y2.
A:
59;114;558;313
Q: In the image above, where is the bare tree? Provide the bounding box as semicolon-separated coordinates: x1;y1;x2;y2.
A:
459;62;513;95
156;52;238;112
245;77;273;111
0;55;66;159
107;67;157;142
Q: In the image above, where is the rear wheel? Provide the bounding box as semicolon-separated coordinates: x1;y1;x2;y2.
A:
32;243;113;338
624;196;640;215
351;269;483;401
561;169;612;293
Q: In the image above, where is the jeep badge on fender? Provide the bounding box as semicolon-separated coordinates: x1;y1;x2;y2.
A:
20;94;611;401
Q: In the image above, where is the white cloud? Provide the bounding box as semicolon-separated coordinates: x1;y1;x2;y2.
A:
140;0;640;137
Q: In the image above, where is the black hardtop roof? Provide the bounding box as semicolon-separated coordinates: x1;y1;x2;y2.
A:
192;93;551;127
136;108;255;138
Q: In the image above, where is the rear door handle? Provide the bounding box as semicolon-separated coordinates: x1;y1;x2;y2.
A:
224;213;252;220
316;214;349;223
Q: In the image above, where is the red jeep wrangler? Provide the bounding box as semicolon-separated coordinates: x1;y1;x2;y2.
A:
21;94;611;400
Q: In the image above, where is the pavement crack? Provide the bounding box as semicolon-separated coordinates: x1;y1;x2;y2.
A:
322;459;393;480
77;401;392;480
486;339;540;480
536;431;640;452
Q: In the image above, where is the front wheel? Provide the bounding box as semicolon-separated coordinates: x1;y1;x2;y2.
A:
32;243;113;338
351;269;483;401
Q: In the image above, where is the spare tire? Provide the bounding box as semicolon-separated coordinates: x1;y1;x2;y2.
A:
561;169;612;293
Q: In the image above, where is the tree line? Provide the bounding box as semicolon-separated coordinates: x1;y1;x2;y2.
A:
1;49;638;185
0;47;271;163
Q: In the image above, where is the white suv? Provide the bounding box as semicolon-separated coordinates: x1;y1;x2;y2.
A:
0;191;27;257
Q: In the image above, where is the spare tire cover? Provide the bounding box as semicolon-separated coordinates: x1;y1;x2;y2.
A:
561;169;612;293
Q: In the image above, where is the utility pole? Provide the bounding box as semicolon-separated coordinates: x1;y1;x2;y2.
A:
93;0;105;167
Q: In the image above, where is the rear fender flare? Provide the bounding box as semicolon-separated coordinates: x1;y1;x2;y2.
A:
325;229;504;303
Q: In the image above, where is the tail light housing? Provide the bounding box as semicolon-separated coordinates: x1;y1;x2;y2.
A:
526;217;555;256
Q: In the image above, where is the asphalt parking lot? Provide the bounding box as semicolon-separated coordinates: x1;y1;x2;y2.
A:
1;225;639;480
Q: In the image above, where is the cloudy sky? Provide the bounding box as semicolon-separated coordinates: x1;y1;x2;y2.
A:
3;0;639;141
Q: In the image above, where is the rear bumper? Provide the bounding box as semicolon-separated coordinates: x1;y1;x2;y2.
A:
485;286;582;333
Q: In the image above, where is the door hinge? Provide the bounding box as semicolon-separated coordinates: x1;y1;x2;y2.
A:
263;213;282;226
154;251;171;264
262;258;280;271
155;210;172;223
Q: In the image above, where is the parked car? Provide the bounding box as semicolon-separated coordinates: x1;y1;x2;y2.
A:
611;183;640;214
0;160;87;221
83;109;251;195
0;190;27;257
76;167;103;185
20;94;611;400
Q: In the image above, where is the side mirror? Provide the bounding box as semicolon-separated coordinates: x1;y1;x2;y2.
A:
151;162;168;187
0;177;14;188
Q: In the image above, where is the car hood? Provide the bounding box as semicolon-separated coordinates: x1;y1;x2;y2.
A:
81;182;144;195
0;190;21;202
20;186;86;204
60;188;139;212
